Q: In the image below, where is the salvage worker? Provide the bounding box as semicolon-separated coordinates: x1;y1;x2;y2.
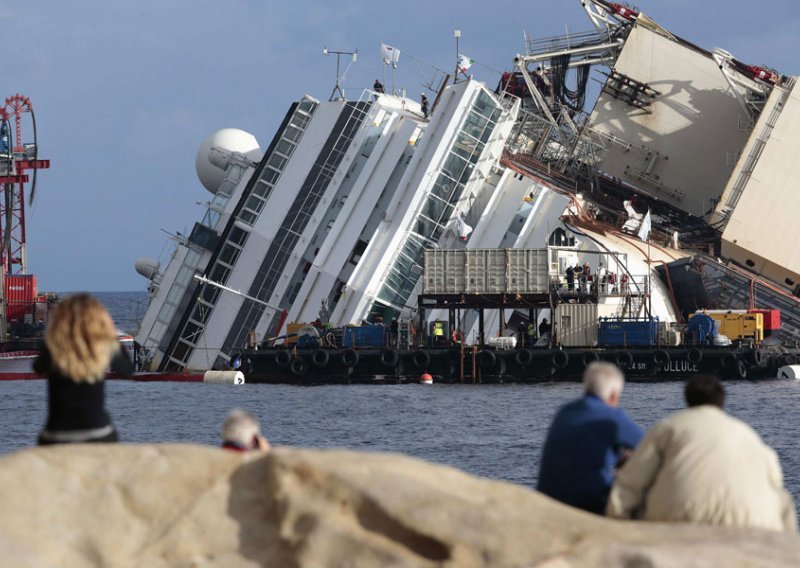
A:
421;94;429;118
598;262;608;294
373;79;385;94
539;317;551;337
432;320;445;345
566;264;575;291
527;322;537;344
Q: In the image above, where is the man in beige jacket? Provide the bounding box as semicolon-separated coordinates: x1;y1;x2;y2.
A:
606;375;796;532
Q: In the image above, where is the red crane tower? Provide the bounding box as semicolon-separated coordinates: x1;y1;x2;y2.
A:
0;94;50;276
0;94;50;333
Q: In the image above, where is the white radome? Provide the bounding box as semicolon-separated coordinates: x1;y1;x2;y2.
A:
196;128;261;194
135;257;160;280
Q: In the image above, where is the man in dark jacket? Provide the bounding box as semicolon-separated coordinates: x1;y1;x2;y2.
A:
537;362;643;514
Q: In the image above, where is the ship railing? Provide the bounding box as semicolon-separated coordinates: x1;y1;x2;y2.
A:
524;28;618;59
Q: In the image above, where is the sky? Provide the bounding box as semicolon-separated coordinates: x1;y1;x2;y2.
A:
3;0;799;292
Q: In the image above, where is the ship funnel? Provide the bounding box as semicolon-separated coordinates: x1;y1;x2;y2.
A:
196;128;262;194
135;257;161;280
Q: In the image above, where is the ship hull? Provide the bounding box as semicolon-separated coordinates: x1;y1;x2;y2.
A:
234;345;789;384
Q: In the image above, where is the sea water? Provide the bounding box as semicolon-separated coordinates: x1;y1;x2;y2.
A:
2;291;799;504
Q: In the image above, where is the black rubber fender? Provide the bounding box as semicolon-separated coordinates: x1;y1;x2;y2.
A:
477;349;497;370
311;349;330;368
515;349;534;367
687;348;703;364
746;348;763;366
275;350;292;367
412;349;431;368
581;351;600;367
341;348;360;368
653;349;670;367
380;348;399;367
721;352;738;370
551;350;570;370
735;359;748;380
289;357;308;376
615;351;634;370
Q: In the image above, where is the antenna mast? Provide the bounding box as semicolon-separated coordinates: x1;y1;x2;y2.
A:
323;47;358;101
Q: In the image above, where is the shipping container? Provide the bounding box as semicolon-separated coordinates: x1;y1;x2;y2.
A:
506;249;549;292
557;304;599;347
424;249;550;295
559;304;625;346
5;274;37;323
598;318;660;347
343;324;386;348
423;249;465;294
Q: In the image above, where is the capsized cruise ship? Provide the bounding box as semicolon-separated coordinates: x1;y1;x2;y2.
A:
134;0;800;372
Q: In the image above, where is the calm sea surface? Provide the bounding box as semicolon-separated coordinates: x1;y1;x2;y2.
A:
3;291;800;504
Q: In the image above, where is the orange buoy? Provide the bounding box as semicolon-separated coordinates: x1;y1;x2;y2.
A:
420;373;433;385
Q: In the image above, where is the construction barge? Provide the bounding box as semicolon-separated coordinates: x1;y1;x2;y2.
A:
232;246;800;384
234;344;798;385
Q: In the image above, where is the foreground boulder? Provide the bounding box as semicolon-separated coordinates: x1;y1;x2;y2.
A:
0;445;797;567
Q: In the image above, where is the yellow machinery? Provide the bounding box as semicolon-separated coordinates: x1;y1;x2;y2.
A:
690;311;763;342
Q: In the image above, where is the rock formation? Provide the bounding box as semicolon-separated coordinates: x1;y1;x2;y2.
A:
0;444;797;566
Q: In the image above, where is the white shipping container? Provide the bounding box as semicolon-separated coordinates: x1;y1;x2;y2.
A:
424;249;466;293
424;248;551;294
557;303;599;347
484;249;508;294
507;249;549;293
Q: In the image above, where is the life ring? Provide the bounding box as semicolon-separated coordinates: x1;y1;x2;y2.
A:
746;348;763;366
380;348;399;367
413;349;431;368
311;349;330;368
687;348;703;364
515;349;534;367
615;351;634;370
275;350;292;367
581;351;600;367
341;349;360;368
735;359;748;380
721;352;738;370
477;350;496;370
551;350;569;370
653;350;670;367
289;357;308;376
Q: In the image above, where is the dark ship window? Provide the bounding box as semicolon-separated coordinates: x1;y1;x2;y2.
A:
548;228;574;247
786;278;795;286
745;259;755;267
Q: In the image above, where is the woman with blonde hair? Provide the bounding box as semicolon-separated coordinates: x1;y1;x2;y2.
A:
35;293;130;445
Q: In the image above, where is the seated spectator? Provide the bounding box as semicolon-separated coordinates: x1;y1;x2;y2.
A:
36;294;129;445
607;375;796;532
537;362;643;514
222;409;271;452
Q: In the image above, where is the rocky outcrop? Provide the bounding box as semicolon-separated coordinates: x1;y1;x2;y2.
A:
0;444;797;567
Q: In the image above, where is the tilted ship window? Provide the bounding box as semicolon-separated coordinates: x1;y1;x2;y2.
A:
367;87;501;321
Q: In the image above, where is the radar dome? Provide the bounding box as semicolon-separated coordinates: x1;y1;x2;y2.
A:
135;257;160;280
196;128;261;194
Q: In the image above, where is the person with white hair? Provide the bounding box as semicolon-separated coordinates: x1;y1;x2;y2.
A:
537;362;643;514
221;409;270;452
